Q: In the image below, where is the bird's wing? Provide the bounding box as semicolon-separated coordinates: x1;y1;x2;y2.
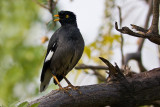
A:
40;42;58;82
40;39;58;92
40;28;60;83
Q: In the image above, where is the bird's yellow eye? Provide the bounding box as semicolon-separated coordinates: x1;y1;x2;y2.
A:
66;15;69;18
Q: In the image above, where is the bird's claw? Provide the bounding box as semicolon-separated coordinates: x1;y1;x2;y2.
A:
65;84;82;94
56;87;72;96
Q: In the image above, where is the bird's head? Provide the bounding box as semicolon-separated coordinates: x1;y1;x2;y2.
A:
54;11;77;26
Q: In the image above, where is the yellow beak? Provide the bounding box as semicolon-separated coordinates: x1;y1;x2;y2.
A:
54;14;60;22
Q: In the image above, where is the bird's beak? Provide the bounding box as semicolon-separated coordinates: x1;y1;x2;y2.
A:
54;14;60;22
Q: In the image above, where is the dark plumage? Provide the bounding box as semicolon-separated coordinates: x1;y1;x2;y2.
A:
40;11;85;92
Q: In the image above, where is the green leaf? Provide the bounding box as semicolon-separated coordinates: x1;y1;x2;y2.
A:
18;101;29;107
30;102;40;107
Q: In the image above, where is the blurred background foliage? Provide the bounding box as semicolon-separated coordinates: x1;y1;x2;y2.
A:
0;0;152;106
0;0;45;106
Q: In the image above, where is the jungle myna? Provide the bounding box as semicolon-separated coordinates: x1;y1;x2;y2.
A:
40;11;85;92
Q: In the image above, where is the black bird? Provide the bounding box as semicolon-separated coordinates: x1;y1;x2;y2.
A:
40;11;85;92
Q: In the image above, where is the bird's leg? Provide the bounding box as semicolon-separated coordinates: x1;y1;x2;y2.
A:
63;76;81;94
52;75;72;96
52;75;63;89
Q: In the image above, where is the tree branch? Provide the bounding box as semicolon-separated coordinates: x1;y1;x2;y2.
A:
118;6;125;66
116;0;160;45
131;24;148;33
32;0;49;10
116;0;159;73
115;22;160;45
92;70;106;82
28;58;160;107
149;0;159;34
75;64;108;70
75;64;108;82
124;52;147;72
122;0;152;73
137;0;153;52
49;0;58;14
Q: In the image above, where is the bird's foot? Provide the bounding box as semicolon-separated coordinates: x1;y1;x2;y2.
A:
56;87;72;96
65;84;81;94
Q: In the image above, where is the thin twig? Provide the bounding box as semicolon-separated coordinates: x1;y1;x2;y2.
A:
75;64;108;70
131;24;148;33
138;0;153;52
49;0;58;14
49;0;53;14
92;70;106;82
158;46;160;66
118;6;125;66
115;22;149;38
148;0;159;34
32;0;49;10
76;64;108;81
115;22;160;45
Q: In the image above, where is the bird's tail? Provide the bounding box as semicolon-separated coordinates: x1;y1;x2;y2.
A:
40;69;52;92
